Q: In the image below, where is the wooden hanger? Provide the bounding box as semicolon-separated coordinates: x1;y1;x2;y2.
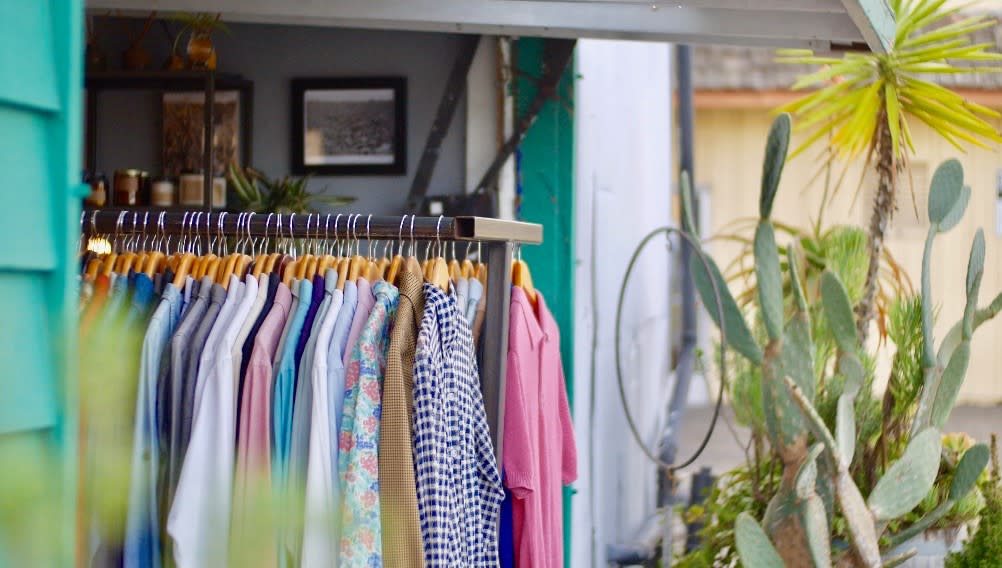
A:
512;248;537;305
85;257;102;279
144;252;165;278
283;259;299;288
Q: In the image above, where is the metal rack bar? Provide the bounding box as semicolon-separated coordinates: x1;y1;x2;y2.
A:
84;210;543;244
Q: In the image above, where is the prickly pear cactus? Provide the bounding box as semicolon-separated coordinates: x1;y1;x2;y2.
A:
680;118;996;567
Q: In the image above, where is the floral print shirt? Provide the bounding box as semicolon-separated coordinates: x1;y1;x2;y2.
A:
339;280;399;567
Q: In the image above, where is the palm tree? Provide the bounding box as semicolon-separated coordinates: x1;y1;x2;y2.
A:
778;0;1002;341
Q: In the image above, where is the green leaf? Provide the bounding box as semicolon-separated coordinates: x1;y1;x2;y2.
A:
950;443;989;501
927;159;965;226
930;341;971;428
690;248;763;365
836;394;856;466
734;513;785;568
755;223;784;341
966;228;985;298
867;428;942;521
820;270;857;354
680;171;697;236
886;83;902;157
760;114;791;219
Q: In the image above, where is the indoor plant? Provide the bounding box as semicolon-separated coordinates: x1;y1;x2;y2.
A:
228;164;356;214
169;12;230;70
677;114;999;567
776;0;1002;341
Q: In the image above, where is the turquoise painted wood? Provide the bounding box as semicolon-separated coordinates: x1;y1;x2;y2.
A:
513;37;576;567
0;0;83;565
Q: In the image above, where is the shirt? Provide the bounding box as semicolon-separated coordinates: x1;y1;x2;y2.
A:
466;279;483;326
159;276;211;551
169;275;256;568
413;284;504;567
286;273;337;566
233;273;270;408
301;270;344;568
124;284;182;568
238;273;280;418
339;280;399;566
504;288;578;568
273;278;314;567
380;270;426;568
326;278;357;538
342;277;375;367
232;282;293;562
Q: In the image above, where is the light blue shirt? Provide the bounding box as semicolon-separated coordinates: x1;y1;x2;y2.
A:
285;271;339;564
124;284;182;568
327;279;358;484
467;278;483;326
272;278;312;484
272;278;312;568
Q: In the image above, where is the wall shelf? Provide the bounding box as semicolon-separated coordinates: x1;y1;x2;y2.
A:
84;69;254;211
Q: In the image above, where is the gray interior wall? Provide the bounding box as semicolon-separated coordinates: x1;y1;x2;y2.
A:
91;18;469;214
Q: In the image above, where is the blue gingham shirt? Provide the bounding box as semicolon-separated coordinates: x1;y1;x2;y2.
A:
413;284;504;567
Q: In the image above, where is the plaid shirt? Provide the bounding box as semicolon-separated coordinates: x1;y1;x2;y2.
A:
413;284;504;567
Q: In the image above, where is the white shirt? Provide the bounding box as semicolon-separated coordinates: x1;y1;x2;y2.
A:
301;281;345;568
169;275;258;568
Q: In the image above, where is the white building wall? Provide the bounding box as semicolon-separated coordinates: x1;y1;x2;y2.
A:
571;39;674;567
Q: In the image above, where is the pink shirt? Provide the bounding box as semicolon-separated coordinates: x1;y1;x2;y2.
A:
234;283;292;502
503;288;578;568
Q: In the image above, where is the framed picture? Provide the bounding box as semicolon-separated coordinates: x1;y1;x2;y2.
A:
163;90;242;177
292;77;407;175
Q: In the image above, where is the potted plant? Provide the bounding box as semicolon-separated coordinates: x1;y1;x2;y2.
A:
169;12;230;70
228;164;356;214
675;114;1001;567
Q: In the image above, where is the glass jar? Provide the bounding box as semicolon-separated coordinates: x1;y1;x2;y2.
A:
113;169;146;206
150;177;175;207
212;175;226;208
85;172;107;207
178;171;204;206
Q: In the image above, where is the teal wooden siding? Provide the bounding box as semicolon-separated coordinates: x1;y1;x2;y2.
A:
0;0;84;565
512;37;576;567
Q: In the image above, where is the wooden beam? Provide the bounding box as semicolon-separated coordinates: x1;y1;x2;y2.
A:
406;35;481;212
475;38;576;193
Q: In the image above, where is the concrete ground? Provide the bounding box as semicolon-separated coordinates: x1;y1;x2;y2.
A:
675;404;1002;490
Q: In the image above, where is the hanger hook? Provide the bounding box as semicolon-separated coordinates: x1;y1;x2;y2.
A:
409;215;416;257
435;215;444;258
366;214;373;258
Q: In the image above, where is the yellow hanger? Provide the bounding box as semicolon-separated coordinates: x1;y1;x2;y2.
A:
144;252;165;278
86;257;102;279
511;247;537;306
283;259;299;288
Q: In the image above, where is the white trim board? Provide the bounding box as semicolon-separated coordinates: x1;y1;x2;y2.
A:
88;0;893;51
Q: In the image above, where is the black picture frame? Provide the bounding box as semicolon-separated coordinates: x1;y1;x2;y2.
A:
291;77;407;176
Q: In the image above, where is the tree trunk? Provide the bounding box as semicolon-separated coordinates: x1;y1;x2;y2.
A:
856;110;897;342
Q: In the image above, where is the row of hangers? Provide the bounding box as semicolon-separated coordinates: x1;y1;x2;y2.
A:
82;212;493;295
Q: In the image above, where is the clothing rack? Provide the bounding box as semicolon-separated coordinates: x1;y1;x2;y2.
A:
82;209;543;461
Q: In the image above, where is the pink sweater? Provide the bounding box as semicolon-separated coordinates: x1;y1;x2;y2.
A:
504;288;578;568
